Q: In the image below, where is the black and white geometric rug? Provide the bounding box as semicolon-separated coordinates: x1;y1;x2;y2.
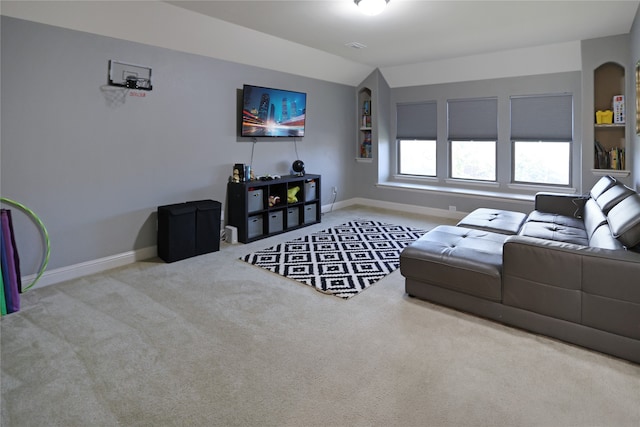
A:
241;220;426;299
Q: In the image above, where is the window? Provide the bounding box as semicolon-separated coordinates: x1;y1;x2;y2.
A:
398;139;436;176
511;94;573;186
447;98;498;181
396;102;437;176
450;140;496;181
513;141;570;185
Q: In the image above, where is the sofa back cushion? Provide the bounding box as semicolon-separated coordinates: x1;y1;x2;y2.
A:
583;198;608;239
594;183;634;214
607;193;640;248
589;224;625;250
589;175;617;199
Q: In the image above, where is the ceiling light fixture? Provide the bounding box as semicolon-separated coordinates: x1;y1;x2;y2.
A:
354;0;389;16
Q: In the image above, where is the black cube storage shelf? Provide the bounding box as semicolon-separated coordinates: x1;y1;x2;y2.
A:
157;199;221;263
227;174;321;243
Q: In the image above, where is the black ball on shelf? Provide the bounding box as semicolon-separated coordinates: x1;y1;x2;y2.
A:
292;160;305;175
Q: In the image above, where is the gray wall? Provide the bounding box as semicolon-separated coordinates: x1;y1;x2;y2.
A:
1;17;355;275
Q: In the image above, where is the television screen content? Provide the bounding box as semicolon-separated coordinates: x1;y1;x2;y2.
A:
241;85;307;137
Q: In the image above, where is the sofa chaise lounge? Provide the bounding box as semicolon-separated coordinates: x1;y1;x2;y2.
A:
400;176;640;364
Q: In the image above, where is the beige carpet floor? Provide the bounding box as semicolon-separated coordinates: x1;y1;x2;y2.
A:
1;206;639;427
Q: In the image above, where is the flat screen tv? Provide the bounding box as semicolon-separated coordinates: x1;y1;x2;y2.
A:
241;84;307;137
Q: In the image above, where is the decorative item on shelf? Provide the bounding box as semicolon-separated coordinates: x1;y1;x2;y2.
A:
595;110;613;124
268;195;281;207
233;163;245;182
287;186;300;203
291;160;305;176
363;100;371;115
613;95;625;124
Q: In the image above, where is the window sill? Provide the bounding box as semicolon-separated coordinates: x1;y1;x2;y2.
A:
507;183;577;194
379;178;577;203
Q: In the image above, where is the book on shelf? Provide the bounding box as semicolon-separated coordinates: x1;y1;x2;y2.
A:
362;115;371;128
363;131;371;143
594;141;625;170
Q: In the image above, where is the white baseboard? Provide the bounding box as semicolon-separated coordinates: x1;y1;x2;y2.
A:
24;200;461;291
22;246;157;291
322;197;467;220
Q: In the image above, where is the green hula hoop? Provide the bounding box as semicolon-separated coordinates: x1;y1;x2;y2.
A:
1;197;51;291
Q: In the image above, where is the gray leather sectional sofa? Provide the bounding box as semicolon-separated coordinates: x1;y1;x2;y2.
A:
400;176;640;363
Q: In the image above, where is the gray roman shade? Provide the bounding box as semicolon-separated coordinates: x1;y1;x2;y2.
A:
511;94;573;141
396;102;437;139
447;97;498;140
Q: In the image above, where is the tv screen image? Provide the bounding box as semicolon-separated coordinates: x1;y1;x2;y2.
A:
242;85;307;137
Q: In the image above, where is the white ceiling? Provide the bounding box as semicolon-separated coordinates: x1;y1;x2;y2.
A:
168;0;640;69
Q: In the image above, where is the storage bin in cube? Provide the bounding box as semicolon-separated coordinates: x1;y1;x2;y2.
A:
613;95;625;124
248;215;264;239
247;188;264;212
304;203;317;224
304;180;317;202
287;207;299;228
268;210;283;233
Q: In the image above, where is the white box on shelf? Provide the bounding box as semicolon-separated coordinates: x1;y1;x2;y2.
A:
613;95;625;124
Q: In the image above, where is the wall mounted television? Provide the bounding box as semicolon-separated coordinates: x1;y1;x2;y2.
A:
241;84;307;137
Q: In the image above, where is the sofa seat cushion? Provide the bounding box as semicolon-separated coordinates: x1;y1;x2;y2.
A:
400;225;508;302
525;210;585;229
519;218;588;246
456;208;527;235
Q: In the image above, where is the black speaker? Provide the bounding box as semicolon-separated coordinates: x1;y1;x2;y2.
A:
292;160;305;176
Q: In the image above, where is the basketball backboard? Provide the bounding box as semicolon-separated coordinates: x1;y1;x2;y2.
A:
108;60;152;91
